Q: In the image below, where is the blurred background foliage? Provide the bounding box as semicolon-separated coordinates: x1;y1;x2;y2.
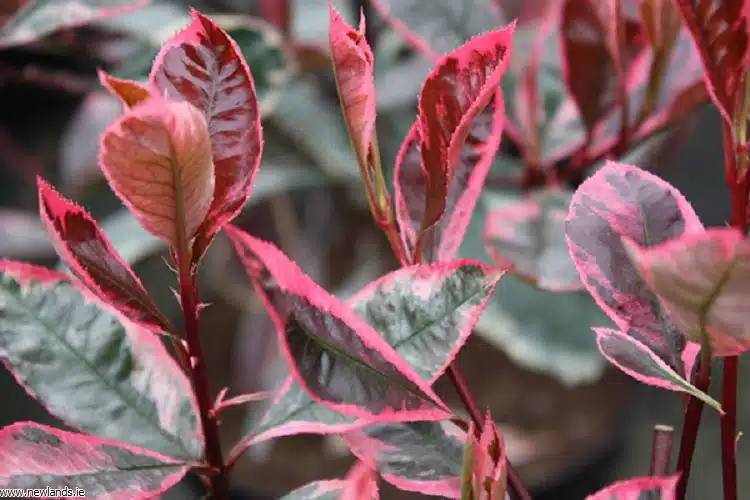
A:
0;1;747;499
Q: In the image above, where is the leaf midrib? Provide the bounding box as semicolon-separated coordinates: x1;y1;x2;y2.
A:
1;278;195;460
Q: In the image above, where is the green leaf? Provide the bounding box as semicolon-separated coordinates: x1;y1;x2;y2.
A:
0;263;202;461
0;0;149;49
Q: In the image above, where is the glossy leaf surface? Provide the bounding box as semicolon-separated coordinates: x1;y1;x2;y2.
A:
0;422;186;499
150;9;263;259
225;225;449;422
0;0;149;48
37;178;170;334
99;97;214;250
345;420;465;498
624;228;750;356
484;187;582;292
416;24;514;252
565;161;703;372
586;474;679;499
595;328;720;410
0;261;202;460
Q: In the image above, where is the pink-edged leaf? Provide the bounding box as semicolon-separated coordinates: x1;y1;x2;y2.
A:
594;328;721;410
560;0;622;137
99;96;214;250
341;460;379;500
484;187;582;292
672;0;750;122
97;69;151;109
623;228;750;356
586;474;679;500
344;420;465;498
225;225;450;423
149;9;263;260
349;261;504;382
462;414;507;500
329;5;382;216
0;422;186;499
280;479;347;500
0;261;203;460
37;177;171;335
214;391;272;414
0;0;150;49
416;23;514;257
564;161;703;372
396;91;506;262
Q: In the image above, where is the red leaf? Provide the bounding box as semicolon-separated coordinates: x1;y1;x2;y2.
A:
97;69;151;109
416;23;515;260
623;228;750;356
150;9;263;261
99;96;214;251
225;225;450;423
463;414;507;500
0;422;186;499
341;460;379;500
641;0;683;51
565;161;703;371
397;91;506;263
560;0;622;137
329;6;383;219
37;177;171;335
586;474;679;500
672;0;750;121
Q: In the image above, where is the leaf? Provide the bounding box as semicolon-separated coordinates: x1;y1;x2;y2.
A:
585;474;679;500
672;0;750;122
97;70;151;109
37;178;171;335
0;0;150;49
564;160;703;373
0;209;54;260
225;225;450;422
329;6;381;215
462;414;507;500
560;0;621;137
280;479;346;500
484;187;582;292
99;96;214;250
349;261;503;382
0;422;187;499
369;0;504;56
344;420;465;498
623;228;750;356
416;23;514;257
640;0;683;51
594;328;721;411
460;192;607;386
150;8;263;260
0;261;203;460
341;460;379;500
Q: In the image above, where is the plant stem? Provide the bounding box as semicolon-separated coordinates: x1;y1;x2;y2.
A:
720;116;747;500
447;362;533;500
649;424;674;477
177;254;228;499
675;346;712;499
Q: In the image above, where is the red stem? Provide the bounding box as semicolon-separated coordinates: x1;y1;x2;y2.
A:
447;362;533;500
649;424;674;477
720;119;746;500
177;254;229;499
675;353;711;500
